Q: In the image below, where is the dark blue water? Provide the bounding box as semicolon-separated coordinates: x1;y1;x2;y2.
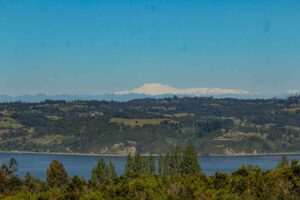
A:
1;153;299;180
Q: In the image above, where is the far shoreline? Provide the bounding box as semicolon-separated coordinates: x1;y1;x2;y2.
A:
1;150;300;157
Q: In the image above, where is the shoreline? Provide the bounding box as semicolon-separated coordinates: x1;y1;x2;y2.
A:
1;150;300;157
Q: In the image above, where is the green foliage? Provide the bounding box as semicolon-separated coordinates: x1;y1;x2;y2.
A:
38;187;64;200
165;174;211;200
181;145;201;175
64;175;87;200
125;153;156;177
23;172;46;193
108;162;117;180
91;159;116;186
91;159;106;185
277;155;289;168
0;158;18;178
0;158;22;194
80;191;106;200
126;175;167;200
213;172;229;190
46;160;68;188
134;153;144;174
147;154;156;175
159;145;201;176
124;154;132;176
2;96;300;154
230;166;264;198
2;148;300;199
169;146;182;175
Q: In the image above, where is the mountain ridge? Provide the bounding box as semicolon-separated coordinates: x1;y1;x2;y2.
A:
114;83;254;96
0;83;297;102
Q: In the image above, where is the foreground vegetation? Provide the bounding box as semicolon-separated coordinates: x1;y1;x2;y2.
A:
1;96;300;155
1;146;300;199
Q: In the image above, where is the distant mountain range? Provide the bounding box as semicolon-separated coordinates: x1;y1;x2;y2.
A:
0;93;150;103
0;83;297;102
114;83;255;96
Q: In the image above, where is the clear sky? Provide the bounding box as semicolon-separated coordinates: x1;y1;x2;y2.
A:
0;0;300;95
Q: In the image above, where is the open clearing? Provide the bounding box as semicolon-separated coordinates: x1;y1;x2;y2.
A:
0;117;23;129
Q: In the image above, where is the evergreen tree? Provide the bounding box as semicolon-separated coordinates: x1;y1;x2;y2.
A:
277;155;289;168
169;146;182;174
64;175;86;200
158;154;164;176
8;158;18;176
125;154;135;177
134;153;144;174
23;172;35;192
108;161;117;180
181;144;201;175
164;153;171;176
46;160;68;188
0;158;18;178
159;153;171;176
143;157;149;174
0;158;20;193
148;154;156;175
91;159;107;185
91;159;117;187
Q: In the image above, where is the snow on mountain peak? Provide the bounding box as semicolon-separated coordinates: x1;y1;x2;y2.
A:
114;83;253;96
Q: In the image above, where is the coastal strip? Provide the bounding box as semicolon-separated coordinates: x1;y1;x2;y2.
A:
1;150;300;157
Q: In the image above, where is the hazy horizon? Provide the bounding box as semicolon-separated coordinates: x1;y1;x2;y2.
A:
0;82;298;98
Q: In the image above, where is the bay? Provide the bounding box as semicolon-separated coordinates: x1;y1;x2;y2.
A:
1;153;299;180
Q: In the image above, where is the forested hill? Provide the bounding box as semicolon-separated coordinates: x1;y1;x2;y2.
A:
0;96;300;155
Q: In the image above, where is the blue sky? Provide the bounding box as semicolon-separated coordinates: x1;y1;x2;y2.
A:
0;0;300;95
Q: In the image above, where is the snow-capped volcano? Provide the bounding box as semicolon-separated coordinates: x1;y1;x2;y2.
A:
114;83;254;96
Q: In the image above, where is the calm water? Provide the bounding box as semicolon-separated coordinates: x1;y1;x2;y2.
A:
1;153;300;180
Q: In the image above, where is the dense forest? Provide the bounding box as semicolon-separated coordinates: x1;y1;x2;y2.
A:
1;96;300;154
1;145;300;199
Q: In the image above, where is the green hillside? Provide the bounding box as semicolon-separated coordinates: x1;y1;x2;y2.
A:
1;96;300;155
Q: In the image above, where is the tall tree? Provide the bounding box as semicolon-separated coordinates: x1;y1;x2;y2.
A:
0;158;18;178
8;158;18;176
159;153;171;176
158;154;165;176
125;154;135;177
134;153;144;174
148;154;156;175
0;158;20;193
181;145;201;175
169;146;182;174
91;159;107;185
277;155;289;168
108;161;117;180
46;160;68;188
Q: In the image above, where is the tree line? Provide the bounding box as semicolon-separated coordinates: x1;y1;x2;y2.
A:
1;145;300;199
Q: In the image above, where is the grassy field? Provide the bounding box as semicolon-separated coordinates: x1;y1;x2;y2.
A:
29;135;67;145
0;117;23;129
0;129;9;135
